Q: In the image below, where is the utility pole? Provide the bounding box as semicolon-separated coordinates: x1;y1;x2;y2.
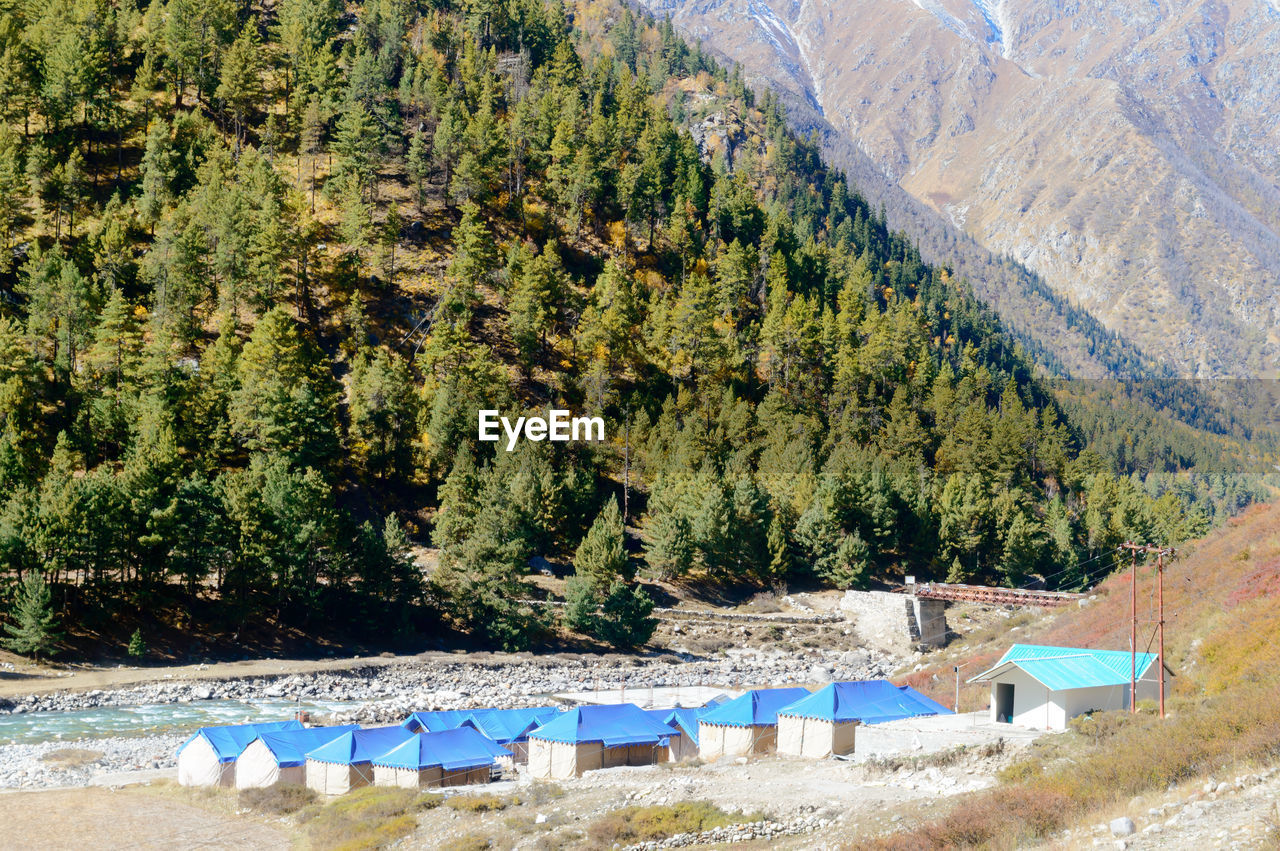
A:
1121;542;1175;717
953;664;968;713
1127;543;1137;713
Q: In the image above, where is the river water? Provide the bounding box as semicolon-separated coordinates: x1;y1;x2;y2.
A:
0;698;360;745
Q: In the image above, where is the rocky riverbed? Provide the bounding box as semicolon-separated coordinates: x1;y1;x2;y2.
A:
0;734;185;789
0;647;895;718
0;646;902;789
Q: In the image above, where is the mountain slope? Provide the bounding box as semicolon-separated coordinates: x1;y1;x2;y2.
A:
638;0;1280;377
888;499;1280;846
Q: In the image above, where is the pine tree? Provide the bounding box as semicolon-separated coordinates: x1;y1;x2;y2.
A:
127;628;147;658
573;496;628;587
406;130;428;210
215;25;265;150
593;580;656;649
0;125;25;268
3;572;60;660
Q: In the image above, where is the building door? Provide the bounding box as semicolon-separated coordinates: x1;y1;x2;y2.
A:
995;683;1014;723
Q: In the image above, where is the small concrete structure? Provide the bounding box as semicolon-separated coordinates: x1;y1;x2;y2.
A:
969;644;1173;730
839;589;949;651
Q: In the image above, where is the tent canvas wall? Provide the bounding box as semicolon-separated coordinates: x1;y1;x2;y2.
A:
968;644;1173;730
305;726;417;795
525;704;678;779
235;726;360;789
776;716;857;758
371;727;511;789
696;687;809;760
644;708;702;762
177;720;304;787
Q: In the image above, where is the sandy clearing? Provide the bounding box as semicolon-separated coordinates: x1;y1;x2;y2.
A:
0;786;288;850
0;652;427;700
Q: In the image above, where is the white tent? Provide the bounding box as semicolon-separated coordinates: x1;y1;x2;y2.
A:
695;687;809;760
177;721;304;788
177;735;233;788
524;705;678;780
304;727;417;796
235;726;360;790
306;759;374;795
776;716;857;758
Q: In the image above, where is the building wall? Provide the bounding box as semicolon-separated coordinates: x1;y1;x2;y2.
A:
987;668;1063;729
988;665;1173;730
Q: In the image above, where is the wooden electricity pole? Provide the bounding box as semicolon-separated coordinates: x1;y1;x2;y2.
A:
1120;542;1175;718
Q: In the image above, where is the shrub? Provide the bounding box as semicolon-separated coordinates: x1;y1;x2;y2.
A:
300;786;420;851
239;783;317;815
445;793;511;813
587;801;757;845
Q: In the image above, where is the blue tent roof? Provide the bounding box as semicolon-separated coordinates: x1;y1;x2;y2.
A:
401;710;480;733
179;720;304;762
527;704;678;747
698;687;811;728
777;681;954;724
644;708;704;745
306;726;417;765
252;726;360;768
898;685;953;716
969;644;1165;691
460;707;561;744
373;727;513;771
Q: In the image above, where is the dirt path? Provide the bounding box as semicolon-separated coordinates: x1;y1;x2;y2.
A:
0;653;418;700
0;786;287;850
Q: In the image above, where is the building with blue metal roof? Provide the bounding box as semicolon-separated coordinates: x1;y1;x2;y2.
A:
697;687;810;759
176;720;304;788
372;727;512;788
968;644;1173;729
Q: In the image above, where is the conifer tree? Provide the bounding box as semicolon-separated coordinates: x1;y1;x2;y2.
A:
3;572;60;660
215;25;265;150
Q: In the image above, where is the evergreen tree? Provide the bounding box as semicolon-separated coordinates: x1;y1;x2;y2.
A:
215;25;265;149
3;572;60;660
573;496;628;587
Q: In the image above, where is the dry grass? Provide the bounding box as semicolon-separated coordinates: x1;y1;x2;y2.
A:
237;783;317;816
297;786;439;851
872;501;1280;848
587;801;763;845
444;793;514;814
40;748;104;768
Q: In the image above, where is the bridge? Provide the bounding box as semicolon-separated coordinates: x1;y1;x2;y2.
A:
906;581;1084;608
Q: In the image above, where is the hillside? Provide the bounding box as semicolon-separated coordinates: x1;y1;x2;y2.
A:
637;0;1280;378
887;498;1280;845
0;0;1272;659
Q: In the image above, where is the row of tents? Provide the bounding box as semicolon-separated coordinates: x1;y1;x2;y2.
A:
177;680;951;791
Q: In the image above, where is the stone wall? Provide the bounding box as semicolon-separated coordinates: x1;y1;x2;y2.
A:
839;590;949;652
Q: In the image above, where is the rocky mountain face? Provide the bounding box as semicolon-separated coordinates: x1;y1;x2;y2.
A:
639;0;1280;376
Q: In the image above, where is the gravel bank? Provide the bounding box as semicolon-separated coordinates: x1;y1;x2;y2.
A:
0;648;893;719
0;647;901;789
0;734;184;790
